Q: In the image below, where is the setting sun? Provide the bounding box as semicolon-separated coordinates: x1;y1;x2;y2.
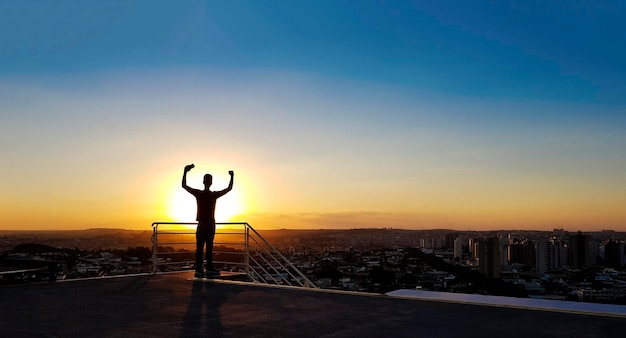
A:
166;186;246;224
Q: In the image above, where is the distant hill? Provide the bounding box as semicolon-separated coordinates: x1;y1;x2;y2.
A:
12;243;59;253
0;229;153;252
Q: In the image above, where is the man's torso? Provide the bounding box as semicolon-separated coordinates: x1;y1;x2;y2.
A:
193;190;218;223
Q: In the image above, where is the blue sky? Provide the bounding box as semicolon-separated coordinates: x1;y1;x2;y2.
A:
2;1;624;102
1;1;625;230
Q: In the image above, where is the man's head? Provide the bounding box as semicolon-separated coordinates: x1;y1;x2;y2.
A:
203;174;213;189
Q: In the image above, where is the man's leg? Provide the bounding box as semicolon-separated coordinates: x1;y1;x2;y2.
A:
195;223;208;275
205;222;218;273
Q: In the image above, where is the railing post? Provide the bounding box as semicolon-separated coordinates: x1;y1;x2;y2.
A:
151;223;158;274
244;224;250;276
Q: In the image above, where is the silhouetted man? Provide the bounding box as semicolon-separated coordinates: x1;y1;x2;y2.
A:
182;164;234;278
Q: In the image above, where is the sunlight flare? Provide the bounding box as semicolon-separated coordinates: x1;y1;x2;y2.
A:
165;182;247;225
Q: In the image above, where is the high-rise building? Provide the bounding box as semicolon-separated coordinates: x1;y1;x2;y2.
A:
568;231;600;268
508;238;536;266
478;237;501;279
469;238;480;260
445;233;457;249
604;240;625;268
453;237;462;259
587;239;599;267
499;237;509;267
569;231;588;269
549;238;568;270
535;240;550;274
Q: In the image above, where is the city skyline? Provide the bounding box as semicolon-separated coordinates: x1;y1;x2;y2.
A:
1;1;625;231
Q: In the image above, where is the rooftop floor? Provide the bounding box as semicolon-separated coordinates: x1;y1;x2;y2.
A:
1;271;625;337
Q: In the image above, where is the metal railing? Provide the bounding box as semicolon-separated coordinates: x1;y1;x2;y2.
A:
151;222;316;288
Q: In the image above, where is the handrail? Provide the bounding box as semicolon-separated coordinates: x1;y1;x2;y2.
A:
151;222;316;288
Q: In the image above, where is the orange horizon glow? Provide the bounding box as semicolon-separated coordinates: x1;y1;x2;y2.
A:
2;140;625;232
2;179;625;232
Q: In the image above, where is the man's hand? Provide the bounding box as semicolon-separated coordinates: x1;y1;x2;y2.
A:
184;164;195;172
228;170;234;176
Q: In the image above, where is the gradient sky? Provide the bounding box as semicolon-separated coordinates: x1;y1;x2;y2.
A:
1;1;625;231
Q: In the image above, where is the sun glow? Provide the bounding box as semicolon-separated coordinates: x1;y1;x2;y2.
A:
166;187;246;226
166;189;196;223
215;188;245;223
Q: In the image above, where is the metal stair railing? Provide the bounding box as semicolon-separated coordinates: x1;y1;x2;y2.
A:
151;222;316;288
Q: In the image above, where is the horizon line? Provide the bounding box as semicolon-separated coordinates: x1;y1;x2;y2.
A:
1;227;624;233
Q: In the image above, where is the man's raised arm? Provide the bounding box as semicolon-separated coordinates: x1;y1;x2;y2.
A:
182;164;195;193
217;170;234;197
227;170;234;191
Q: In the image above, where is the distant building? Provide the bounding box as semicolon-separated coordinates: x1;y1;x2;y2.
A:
549;238;568;269
445;233;457;250
478;238;501;279
587;239;599;267
569;232;587;268
535;240;550;274
469;238;479;260
453;237;462;259
569;231;598;268
499;238;509;268
603;240;625;268
508;238;535;266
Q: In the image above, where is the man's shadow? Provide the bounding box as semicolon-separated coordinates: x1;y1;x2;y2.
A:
180;279;238;337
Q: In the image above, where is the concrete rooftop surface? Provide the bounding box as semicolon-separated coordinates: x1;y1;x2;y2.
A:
1;272;625;338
